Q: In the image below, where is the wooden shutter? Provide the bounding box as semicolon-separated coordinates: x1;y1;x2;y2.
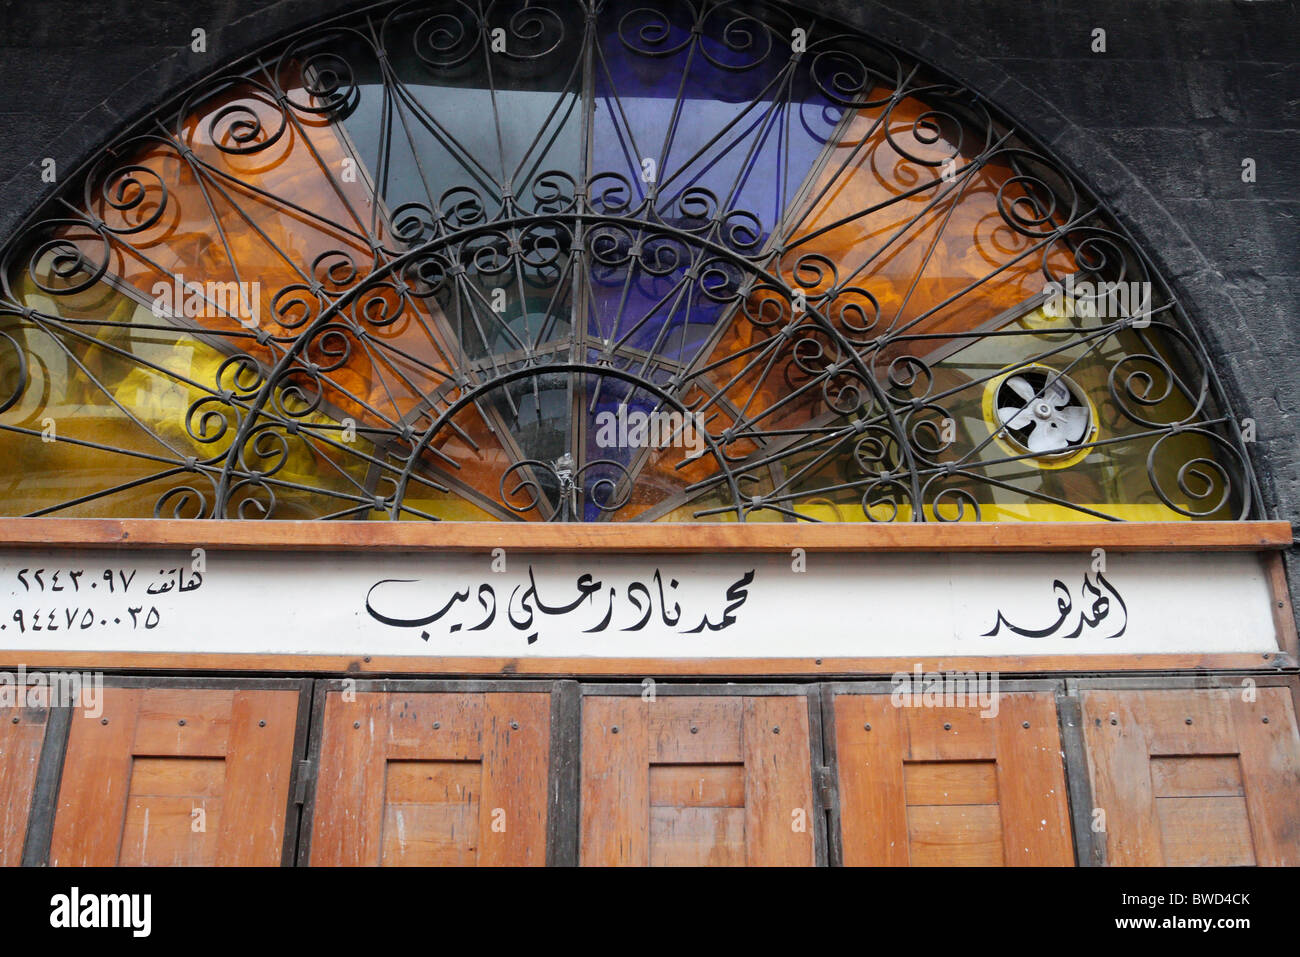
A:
0;704;49;866
580;690;818;866
1080;684;1300;865
305;685;552;866
49;683;302;866
830;687;1074;866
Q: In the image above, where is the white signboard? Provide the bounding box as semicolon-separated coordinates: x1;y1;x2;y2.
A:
0;547;1278;659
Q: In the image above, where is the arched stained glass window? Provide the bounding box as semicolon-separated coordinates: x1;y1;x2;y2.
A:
0;0;1259;523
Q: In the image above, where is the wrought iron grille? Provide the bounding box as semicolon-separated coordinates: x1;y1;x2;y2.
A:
0;0;1260;522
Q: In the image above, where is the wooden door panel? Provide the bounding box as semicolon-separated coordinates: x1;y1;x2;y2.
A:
581;696;650;865
119;758;225;866
0;705;49;866
832;691;1074;866
49;686;300;866
742;696;815;865
307;689;551;866
580;694;816;866
1080;686;1300;865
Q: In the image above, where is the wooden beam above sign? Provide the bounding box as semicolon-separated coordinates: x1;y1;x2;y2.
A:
0;519;1288;553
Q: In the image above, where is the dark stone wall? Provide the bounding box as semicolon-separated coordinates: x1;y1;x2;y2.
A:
0;0;1296;611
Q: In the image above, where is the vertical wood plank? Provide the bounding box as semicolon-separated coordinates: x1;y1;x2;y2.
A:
580;697;648;866
1266;554;1299;661
1232;687;1300;865
478;692;550;866
993;693;1074;866
0;707;48;866
49;688;141;866
834;694;910;865
547;681;581;867
217;690;299;866
742;696;814;866
1080;690;1165;866
308;691;388;866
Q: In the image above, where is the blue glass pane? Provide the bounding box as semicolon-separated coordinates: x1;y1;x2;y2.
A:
591;0;844;233
585;0;846;378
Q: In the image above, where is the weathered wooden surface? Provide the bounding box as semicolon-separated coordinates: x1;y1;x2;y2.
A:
49;687;298;865
580;695;815;866
832;692;1074;866
308;691;551;866
0;707;48;866
1081;687;1300;866
0;518;1285;552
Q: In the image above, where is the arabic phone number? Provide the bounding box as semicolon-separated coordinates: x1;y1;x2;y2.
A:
4;605;162;634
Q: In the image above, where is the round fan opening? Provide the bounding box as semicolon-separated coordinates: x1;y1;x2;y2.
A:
986;366;1097;468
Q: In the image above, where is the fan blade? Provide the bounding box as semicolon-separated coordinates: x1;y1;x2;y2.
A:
997;405;1034;430
1005;375;1036;402
1044;379;1071;407
1054;405;1091;443
1027;421;1068;454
